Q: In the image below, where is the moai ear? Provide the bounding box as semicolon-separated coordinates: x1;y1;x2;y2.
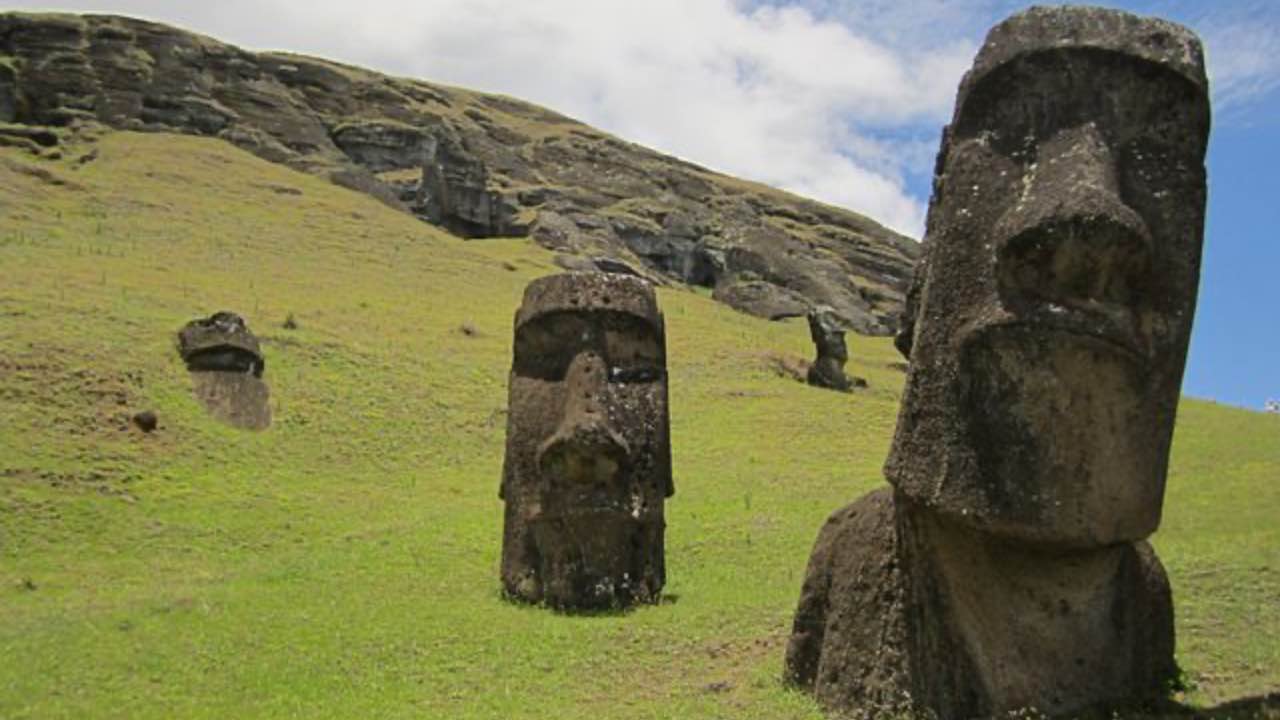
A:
893;248;927;361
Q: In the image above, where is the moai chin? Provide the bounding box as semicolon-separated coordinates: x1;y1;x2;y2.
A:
500;272;673;610
785;7;1210;718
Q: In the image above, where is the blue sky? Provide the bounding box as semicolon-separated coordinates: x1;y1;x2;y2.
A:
772;0;1280;409
9;0;1279;408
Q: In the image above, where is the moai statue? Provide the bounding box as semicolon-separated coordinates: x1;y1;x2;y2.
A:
177;311;271;430
500;273;673;610
805;306;853;391
785;7;1210;718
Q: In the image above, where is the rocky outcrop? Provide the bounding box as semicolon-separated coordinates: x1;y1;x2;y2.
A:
0;11;920;333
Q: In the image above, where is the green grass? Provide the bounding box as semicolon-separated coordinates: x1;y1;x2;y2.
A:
1;132;1277;719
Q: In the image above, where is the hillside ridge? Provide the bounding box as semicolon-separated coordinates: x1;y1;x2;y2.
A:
0;11;920;334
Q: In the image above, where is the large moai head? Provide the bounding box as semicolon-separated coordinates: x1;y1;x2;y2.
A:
501;273;672;609
886;6;1210;548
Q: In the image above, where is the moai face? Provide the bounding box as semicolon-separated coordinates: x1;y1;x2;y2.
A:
886;8;1210;547
501;273;672;609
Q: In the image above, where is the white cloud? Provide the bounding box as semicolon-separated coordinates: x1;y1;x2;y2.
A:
14;1;1274;236
11;0;976;235
1195;12;1280;113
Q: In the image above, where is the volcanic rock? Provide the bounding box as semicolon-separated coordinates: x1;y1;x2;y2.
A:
0;11;919;333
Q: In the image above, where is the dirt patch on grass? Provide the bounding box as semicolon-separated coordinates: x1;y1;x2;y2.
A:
0;154;83;191
763;352;809;383
0;466;138;501
574;628;791;714
0;349;149;436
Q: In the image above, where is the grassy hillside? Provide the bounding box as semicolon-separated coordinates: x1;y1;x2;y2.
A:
1;132;1277;719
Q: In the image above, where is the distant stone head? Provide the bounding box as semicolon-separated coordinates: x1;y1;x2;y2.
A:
177;311;271;430
805;305;856;392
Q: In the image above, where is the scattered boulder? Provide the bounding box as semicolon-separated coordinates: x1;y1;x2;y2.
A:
589;256;645;278
501;273;672;610
711;279;808;320
131;410;157;432
785;7;1210;719
552;253;648;279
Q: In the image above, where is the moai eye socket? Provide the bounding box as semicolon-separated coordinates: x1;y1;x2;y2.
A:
512;312;594;381
603;316;664;385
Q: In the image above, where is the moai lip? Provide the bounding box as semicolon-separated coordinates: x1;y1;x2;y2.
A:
786;7;1209;718
500;272;673;611
177;311;271;430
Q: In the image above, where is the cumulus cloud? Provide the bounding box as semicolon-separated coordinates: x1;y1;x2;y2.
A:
9;1;1276;235
13;0;979;235
1191;5;1280;114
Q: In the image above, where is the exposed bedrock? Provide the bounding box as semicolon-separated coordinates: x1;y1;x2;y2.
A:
0;11;919;334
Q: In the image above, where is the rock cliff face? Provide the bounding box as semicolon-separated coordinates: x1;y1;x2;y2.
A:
0;12;920;333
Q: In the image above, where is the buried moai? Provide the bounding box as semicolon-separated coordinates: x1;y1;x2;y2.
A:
500;273;673;610
785;6;1210;719
805;306;859;391
177;311;271;430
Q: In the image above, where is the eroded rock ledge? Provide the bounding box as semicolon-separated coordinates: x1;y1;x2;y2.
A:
0;11;920;334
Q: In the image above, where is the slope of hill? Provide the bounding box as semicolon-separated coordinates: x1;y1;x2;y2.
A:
1;133;1278;719
0;11;920;335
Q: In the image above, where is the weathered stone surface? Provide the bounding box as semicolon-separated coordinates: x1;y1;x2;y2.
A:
787;489;1177;719
131;409;157;432
177;311;271;430
189;372;271;431
786;7;1209;718
712;279;808;321
552;253;650;279
0;11;919;333
0;61;16;122
805;306;853;392
177;311;264;377
500;273;672;610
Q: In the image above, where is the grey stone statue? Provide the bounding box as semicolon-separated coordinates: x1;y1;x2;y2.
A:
805;306;854;392
785;6;1210;718
500;273;673;610
177;311;271;430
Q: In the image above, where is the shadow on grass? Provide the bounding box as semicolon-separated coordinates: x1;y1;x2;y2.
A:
1108;693;1280;719
1174;692;1280;719
497;590;680;618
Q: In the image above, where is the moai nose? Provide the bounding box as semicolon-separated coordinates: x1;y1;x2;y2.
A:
995;123;1153;309
537;352;631;483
